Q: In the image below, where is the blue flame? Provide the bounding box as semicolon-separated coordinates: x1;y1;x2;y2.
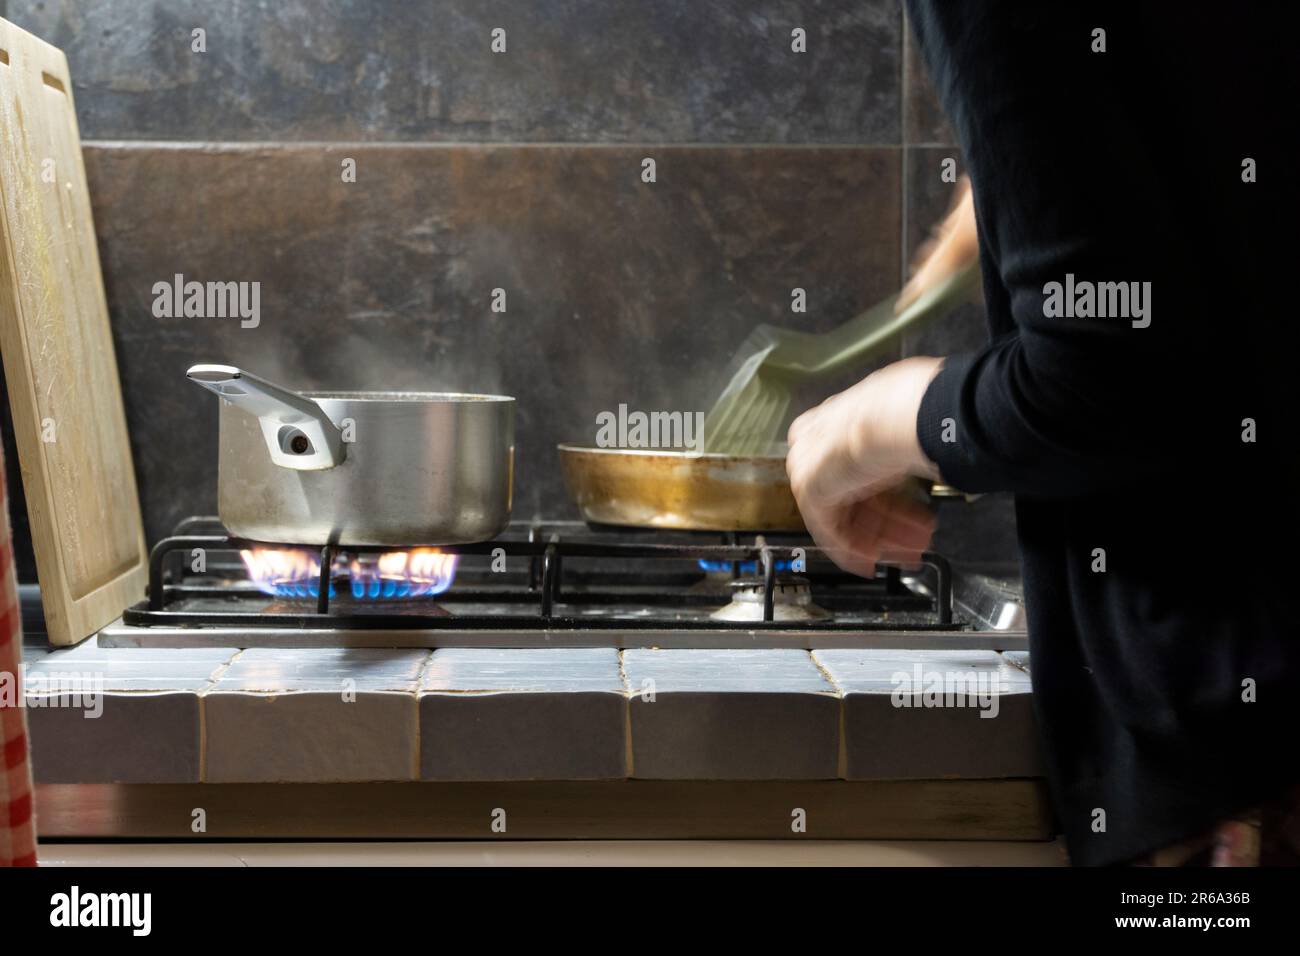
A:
242;547;457;601
698;559;793;575
269;581;337;600
347;550;459;600
347;577;437;600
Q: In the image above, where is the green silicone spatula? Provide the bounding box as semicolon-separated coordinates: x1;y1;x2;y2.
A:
702;259;980;455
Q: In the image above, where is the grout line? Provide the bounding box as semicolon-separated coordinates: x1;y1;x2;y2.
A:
900;142;910;288
807;649;844;696
901;5;911;142
900;7;912;294
837;699;848;779
197;648;243;783
412;647;436;689
998;650;1032;676
899;5;914;356
807;650;847;778
204;647;243;687
80;139;912;152
617;650;633;778
410;694;421;781
410;649;435;780
197;693;206;783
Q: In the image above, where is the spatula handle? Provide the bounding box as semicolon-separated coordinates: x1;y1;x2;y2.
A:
806;258;981;377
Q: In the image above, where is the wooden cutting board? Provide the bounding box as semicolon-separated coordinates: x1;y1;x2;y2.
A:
0;18;146;645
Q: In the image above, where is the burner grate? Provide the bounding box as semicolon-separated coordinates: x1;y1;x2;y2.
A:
127;517;955;631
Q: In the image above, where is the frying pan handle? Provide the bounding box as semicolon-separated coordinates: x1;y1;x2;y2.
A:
187;363;346;471
928;481;982;502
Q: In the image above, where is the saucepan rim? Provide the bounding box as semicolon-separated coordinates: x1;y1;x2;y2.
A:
301;391;515;403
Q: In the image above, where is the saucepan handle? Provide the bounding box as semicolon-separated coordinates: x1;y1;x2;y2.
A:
186;363;346;471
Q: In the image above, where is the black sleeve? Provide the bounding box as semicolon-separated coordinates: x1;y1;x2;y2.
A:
906;1;1289;497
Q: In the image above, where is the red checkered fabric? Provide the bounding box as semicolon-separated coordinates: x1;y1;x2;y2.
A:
0;444;36;866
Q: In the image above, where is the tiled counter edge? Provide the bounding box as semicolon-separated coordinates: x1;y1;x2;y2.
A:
21;644;1042;784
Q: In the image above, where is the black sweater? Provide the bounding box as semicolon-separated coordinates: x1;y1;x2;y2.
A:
907;1;1297;865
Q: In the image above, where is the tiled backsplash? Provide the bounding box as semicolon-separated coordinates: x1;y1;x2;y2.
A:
9;1;905;144
1;0;1017;572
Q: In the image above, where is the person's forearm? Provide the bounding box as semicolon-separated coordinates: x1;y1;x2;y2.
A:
914;332;1202;498
849;356;945;484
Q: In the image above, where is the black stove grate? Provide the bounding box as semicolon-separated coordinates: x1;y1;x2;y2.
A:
124;517;956;631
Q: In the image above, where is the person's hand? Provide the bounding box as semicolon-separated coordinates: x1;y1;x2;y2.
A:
786;357;944;577
896;176;979;313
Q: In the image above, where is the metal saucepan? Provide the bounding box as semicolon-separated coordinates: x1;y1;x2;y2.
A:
189;364;514;545
558;444;969;532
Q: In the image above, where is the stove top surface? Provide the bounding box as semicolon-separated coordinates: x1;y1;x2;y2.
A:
100;517;1027;649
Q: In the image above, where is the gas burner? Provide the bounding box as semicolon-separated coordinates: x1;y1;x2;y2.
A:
709;575;830;623
238;545;459;601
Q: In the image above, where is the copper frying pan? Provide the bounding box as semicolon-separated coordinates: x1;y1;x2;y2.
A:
558;445;801;531
559;445;801;531
558;443;968;532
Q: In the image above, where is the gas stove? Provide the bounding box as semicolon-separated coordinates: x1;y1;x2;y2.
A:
97;517;1027;650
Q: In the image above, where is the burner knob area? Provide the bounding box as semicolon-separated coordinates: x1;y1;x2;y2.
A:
709;575;829;623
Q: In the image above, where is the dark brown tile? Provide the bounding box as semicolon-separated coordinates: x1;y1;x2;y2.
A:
901;145;985;357
10;0;903;144
903;16;956;145
83;143;901;539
